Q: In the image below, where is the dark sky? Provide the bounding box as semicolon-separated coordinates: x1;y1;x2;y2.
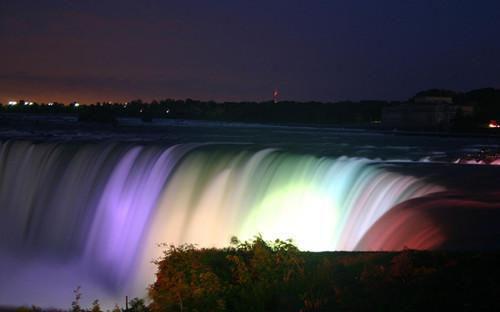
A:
1;0;499;104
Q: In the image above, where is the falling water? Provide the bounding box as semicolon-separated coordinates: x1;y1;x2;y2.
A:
0;140;443;307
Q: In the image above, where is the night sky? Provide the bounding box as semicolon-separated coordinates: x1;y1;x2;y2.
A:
1;0;499;104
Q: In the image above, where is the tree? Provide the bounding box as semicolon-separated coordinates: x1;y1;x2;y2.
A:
71;286;83;312
90;300;102;312
128;298;150;312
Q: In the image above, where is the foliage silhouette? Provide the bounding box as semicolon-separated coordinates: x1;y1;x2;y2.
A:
149;237;500;311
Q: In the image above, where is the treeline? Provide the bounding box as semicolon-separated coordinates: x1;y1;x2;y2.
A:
0;99;387;125
453;88;500;121
1;88;499;127
149;236;500;311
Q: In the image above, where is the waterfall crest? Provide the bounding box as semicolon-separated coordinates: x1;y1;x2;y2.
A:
0;140;442;306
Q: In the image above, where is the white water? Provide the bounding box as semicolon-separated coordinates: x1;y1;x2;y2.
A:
0;140;442;308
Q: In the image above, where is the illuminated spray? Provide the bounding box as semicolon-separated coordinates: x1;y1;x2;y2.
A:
0;140;443;306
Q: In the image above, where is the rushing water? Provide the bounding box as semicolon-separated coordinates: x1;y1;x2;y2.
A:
0;138;498;308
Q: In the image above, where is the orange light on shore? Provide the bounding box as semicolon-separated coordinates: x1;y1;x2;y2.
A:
488;120;500;128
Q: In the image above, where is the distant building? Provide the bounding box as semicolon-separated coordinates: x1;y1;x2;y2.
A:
412;89;456;105
382;103;474;130
413;95;453;104
382;89;475;130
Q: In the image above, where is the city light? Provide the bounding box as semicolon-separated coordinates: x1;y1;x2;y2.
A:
488;120;500;128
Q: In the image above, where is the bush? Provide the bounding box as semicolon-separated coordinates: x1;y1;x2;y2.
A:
149;238;500;311
149;236;305;311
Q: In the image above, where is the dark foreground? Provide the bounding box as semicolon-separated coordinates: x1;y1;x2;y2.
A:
148;238;500;311
4;237;500;311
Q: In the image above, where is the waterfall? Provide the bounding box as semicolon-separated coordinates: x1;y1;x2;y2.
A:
0;140;442;307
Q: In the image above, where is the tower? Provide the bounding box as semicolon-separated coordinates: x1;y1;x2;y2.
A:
273;89;279;104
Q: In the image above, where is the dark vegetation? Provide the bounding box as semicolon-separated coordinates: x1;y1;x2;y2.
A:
454;88;500;123
12;288;149;312
149;236;500;311
0;99;386;126
8;236;500;311
2;88;499;131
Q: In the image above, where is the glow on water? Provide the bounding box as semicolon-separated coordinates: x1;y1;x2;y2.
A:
149;151;441;252
241;183;338;251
